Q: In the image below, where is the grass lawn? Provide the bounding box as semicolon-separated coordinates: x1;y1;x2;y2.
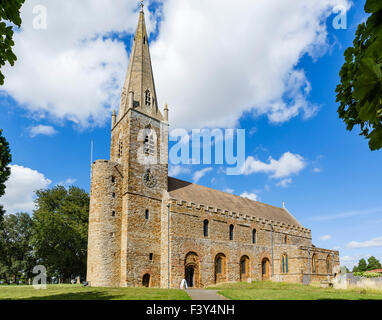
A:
210;281;382;300
0;285;191;300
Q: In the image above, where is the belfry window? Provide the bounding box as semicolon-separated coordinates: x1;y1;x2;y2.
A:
145;209;149;220
144;132;155;155
203;220;209;237
145;89;151;107
118;140;123;158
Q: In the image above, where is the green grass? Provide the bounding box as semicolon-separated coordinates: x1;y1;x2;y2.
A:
209;281;382;300
0;285;191;300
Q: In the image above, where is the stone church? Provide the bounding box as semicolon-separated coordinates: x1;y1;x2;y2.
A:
86;7;339;288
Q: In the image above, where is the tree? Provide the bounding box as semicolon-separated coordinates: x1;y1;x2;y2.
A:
357;258;368;272
31;186;89;282
0;0;25;85
0;129;12;221
0;213;34;283
367;256;382;270
335;0;382;150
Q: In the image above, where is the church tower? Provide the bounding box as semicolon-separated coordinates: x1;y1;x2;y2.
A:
87;5;169;287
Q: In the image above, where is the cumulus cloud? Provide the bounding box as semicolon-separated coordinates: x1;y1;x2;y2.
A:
56;178;77;187
168;165;190;177
0;165;51;214
242;152;306;179
320;234;332;241
193;167;213;183
1;0;350;130
224;188;235;194
29;125;58;137
240;192;259;202
1;0;158;128
347;236;382;249
276;178;293;188
152;0;351;129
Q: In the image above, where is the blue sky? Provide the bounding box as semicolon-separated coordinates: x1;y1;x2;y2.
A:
0;0;381;269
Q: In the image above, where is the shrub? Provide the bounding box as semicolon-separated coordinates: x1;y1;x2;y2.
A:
354;272;381;278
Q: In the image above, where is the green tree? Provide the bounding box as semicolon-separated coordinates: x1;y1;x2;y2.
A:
336;0;382;150
367;256;382;270
357;258;368;272
31;186;89;282
0;0;25;85
0;213;34;283
0;129;12;221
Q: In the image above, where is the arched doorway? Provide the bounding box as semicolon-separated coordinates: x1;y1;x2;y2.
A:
185;252;200;288
185;266;195;287
261;258;270;280
142;273;150;287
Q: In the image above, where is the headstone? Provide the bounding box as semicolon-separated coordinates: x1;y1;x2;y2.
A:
180;279;188;289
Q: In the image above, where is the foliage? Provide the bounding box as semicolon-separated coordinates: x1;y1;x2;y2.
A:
354;272;381;278
0;129;12;220
335;0;382;150
0;0;25;85
0;213;34;283
367;256;382;270
31;186;90;281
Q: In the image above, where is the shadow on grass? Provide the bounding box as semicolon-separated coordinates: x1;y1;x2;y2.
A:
5;291;124;301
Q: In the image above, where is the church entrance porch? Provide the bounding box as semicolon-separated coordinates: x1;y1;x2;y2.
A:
184;252;200;288
262;258;270;280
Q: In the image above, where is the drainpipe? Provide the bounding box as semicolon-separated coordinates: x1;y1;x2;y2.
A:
167;203;170;289
270;224;274;279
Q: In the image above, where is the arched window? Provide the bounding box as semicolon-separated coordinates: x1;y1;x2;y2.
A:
229;224;234;241
312;254;318;274
145;89;151;106
145;209;149;220
215;253;226;282
240;256;250;281
203;220;209;237
252;229;257;244
326;255;332;274
281;254;288;273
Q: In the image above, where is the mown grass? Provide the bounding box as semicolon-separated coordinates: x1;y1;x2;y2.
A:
209;281;382;300
0;284;191;300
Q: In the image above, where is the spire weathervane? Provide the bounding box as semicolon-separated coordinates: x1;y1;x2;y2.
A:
140;0;144;11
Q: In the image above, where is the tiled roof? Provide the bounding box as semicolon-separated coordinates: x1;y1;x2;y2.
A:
168;177;303;227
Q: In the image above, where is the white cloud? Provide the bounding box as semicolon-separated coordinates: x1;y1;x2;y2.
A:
320;234;332;241
242;152;306;179
313;167;322;173
347;236;382;249
57;178;77;187
168;165;190;177
276;178;293;188
310;207;382;222
240;192;259;202
152;0;351;129
1;0;350;129
1;0;158;128
193;167;213;183
0;165;51;214
224;188;234;194
29;125;58;137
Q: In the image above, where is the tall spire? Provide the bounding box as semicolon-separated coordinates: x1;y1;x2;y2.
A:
117;4;163;121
